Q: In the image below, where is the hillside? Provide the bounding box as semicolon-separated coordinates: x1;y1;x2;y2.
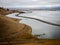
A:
0;7;24;15
0;14;32;42
0;7;13;15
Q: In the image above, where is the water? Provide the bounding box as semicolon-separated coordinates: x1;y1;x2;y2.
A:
6;11;60;39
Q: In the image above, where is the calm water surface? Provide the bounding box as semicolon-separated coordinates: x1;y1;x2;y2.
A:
6;11;60;39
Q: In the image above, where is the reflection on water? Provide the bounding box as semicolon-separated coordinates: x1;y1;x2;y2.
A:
6;11;60;39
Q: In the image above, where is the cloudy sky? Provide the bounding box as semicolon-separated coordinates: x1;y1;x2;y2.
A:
0;0;60;8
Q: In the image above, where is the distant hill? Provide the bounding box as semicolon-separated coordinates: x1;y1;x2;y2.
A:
0;7;24;15
7;6;60;11
31;6;60;11
0;7;12;15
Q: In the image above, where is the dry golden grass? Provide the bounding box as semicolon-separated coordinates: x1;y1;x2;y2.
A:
0;7;12;15
0;7;24;15
0;7;23;21
7;18;22;22
11;39;60;45
0;14;32;42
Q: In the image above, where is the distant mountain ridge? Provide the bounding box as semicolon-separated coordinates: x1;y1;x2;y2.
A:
7;6;60;11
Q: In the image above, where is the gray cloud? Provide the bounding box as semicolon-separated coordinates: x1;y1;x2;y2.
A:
0;0;60;8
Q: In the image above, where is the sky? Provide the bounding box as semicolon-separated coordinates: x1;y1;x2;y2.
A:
0;0;60;8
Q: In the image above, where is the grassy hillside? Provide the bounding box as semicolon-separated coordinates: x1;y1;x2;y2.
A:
0;14;32;42
0;7;24;15
0;7;12;15
0;7;24;21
